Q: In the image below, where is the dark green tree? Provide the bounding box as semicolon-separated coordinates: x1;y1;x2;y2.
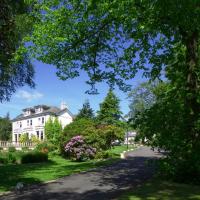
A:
75;100;94;121
97;90;122;125
132;82;199;182
0;0;35;102
0;113;12;141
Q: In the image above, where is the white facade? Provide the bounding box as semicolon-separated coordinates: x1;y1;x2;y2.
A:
12;104;73;142
124;131;137;145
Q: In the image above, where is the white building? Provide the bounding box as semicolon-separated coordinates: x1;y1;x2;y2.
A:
124;131;137;145
12;103;73;142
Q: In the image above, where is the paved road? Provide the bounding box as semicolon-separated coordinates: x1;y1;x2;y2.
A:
0;146;161;200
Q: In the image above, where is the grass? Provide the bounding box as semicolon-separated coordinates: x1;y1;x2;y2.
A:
119;179;200;200
0;145;129;193
109;145;129;156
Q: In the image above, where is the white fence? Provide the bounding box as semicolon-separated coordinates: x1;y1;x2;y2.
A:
0;141;35;149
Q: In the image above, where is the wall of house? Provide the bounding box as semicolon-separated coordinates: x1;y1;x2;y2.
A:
12;114;51;142
12;111;73;142
58;111;73;128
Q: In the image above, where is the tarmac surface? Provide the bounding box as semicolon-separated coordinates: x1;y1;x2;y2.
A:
0;146;162;200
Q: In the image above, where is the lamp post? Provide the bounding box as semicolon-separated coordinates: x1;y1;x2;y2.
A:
120;115;129;150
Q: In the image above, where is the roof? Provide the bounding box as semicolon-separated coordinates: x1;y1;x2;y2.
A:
12;105;74;122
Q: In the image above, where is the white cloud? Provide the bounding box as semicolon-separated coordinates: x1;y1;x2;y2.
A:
15;90;44;102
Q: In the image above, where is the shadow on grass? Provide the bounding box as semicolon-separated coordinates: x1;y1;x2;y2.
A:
0;156;120;193
0;156;159;200
119;180;200;200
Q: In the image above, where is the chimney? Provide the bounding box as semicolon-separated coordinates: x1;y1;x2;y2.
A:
60;101;67;110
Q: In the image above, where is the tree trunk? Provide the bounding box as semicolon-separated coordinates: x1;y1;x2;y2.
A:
185;31;200;146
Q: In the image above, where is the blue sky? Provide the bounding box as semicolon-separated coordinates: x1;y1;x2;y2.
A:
0;60;145;119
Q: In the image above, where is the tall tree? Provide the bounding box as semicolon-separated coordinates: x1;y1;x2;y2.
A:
0;0;35;102
127;82;157;119
97;90;122;125
0;114;12;141
75;100;94;120
45;117;62;146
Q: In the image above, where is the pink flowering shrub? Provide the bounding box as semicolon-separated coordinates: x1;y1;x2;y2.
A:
64;135;96;161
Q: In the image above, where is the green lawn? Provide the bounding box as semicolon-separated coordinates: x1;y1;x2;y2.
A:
119;179;200;200
0;145;128;193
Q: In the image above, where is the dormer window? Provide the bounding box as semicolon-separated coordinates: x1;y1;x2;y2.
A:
35;107;43;113
23;108;34;116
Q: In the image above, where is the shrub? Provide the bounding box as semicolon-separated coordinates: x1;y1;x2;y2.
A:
64;135;96;161
21;151;48;164
31;135;40;144
0;156;7;164
35;142;56;153
61;119;124;154
95;151;109;159
19;133;30;143
21;147;30;152
7;153;17;163
0;152;17;164
8;146;16;152
62;118;94;143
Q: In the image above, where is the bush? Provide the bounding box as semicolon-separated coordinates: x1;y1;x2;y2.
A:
19;133;30;143
21;147;30;152
0;152;17;164
0;156;8;164
35;142;56;153
8;146;16;152
64;135;96;161
7;153;17;163
94;151;109;159
63;119;95;140
21;151;48;164
62;118;124;154
31;135;40;144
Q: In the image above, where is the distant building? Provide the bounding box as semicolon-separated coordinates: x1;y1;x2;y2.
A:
12;102;73;142
124;131;137;144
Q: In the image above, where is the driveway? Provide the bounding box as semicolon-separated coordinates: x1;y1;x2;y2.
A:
0;146;162;200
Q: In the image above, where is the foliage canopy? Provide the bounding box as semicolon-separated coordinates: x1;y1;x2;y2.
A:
0;0;35;101
0;114;11;141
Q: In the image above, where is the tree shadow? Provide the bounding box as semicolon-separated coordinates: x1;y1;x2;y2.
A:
119;180;200;200
0;157;110;192
0;155;161;200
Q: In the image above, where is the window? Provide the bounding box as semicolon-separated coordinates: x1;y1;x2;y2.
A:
27;120;29;126
14;134;17;142
20;122;22;128
36;131;39;138
38;118;40;121
30;119;32;126
40;131;44;140
42;117;44;124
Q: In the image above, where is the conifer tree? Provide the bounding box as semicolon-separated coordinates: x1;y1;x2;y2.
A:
75;100;94;120
97;90;122;125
